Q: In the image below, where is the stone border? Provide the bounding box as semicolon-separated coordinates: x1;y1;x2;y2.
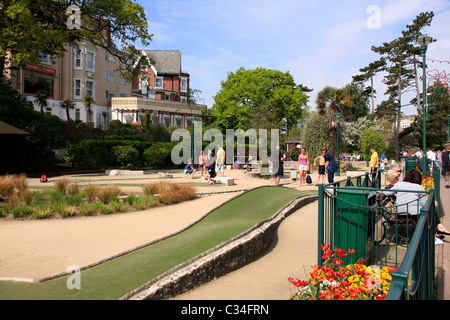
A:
121;192;318;300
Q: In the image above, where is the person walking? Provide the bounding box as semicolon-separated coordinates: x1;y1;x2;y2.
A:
216;145;226;177
322;146;337;183
370;146;379;181
274;145;284;186
441;144;450;189
298;148;309;185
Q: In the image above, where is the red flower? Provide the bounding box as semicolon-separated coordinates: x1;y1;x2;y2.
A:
335;248;348;257
321;244;331;251
376;294;386;300
347;249;355;255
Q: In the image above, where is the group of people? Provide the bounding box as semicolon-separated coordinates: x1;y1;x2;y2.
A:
383;167;450;245
183;146;226;185
273;145;338;186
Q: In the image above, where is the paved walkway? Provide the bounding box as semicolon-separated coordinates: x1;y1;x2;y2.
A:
173;201;318;300
438;178;450;300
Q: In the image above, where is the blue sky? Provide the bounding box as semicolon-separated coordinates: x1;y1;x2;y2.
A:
136;0;450;116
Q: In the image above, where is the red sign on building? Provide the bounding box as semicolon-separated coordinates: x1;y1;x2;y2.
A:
25;64;57;75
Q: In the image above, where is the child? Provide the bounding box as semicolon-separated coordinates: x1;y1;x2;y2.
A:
184;160;196;178
314;150;326;184
205;163;217;184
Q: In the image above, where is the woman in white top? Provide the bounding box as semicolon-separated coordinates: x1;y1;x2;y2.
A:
383;169;450;242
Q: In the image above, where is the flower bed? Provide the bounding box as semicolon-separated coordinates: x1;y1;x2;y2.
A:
288;244;398;300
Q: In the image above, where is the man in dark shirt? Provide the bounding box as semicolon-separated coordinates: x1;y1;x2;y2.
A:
274;145;284;186
322;146;337;183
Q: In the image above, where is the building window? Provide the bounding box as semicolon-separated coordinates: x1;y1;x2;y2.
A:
105;71;115;82
86;80;94;97
181;96;187;103
39;51;50;64
45;107;52;114
165;93;171;101
24;76;53;97
105;90;114;99
180;77;188;93
74;78;82;99
74;49;82;69
86;51;95;71
155;76;163;89
105;51;115;62
120;77;129;85
75;108;81;121
148;92;155;99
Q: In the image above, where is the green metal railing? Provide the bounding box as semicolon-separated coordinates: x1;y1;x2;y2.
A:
317;163;440;300
386;190;436;300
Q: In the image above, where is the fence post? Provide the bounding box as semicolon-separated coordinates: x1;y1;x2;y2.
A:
318;183;324;265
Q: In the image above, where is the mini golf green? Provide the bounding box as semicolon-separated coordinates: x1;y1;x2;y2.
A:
0;187;315;300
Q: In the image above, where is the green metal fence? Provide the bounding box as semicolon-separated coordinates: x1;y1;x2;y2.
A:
317;164;440;300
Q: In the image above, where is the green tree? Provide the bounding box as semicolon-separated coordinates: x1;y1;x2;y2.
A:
212;67;308;131
316;86;353;156
34;91;49;115
371;12;434;160
411;82;450;149
345;82;370;122
301;111;330;159
0;0;152;79
360;128;387;157
61;98;75;122
352;59;386;114
82;95;96;124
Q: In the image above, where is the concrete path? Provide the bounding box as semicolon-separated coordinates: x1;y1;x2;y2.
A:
173;201;318;300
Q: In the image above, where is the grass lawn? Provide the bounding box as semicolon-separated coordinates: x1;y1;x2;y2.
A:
0;187;316;300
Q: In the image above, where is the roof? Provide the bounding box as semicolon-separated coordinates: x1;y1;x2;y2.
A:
0;121;29;135
144;50;182;74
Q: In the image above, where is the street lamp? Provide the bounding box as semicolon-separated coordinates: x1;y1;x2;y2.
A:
366;136;369;168
336;113;341;176
447;115;450;141
417;32;433;177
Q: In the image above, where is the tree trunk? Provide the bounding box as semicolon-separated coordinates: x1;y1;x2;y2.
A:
370;76;375;114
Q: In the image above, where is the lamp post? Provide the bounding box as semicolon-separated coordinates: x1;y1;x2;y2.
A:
447;115;450;141
418;33;433;177
336;113;341;176
191;114;196;162
366;136;369;168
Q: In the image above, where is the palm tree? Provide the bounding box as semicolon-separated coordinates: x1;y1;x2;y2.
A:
82;95;96;125
61;98;75;122
316;86;353;156
35;91;49;115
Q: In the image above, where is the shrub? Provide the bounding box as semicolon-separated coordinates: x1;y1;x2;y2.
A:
0;175;16;200
83;184;98;203
78;203;96;216
20;189;34;206
32;207;51;219
97;185;121;204
124;194;138;206
12;204;34;219
155;182;197;205
67;182;80;195
54;176;71;194
12;174;28;193
0;206;9;217
8;194;19;210
111;145;139;167
142;143;173;168
53;203;78;218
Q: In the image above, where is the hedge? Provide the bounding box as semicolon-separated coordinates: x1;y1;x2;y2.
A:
66;139;179;169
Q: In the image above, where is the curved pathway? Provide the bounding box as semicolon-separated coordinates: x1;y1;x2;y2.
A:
173;201;318;300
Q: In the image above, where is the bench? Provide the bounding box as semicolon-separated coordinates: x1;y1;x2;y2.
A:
213;176;235;186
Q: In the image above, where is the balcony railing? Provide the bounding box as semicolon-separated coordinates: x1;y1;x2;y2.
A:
111;97;206;115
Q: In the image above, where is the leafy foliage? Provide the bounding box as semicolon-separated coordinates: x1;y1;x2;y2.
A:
212;67;308;131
